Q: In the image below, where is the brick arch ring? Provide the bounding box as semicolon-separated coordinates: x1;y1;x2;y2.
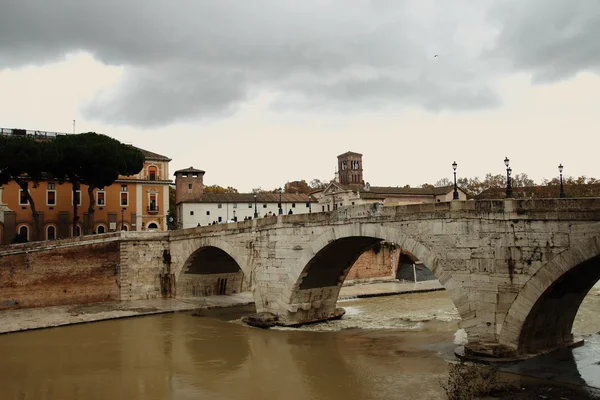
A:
499;235;600;351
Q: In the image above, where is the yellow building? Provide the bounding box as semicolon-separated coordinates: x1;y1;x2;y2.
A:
0;130;171;244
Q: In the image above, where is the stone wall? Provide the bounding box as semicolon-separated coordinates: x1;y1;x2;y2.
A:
0;240;120;310
178;271;247;297
118;232;170;301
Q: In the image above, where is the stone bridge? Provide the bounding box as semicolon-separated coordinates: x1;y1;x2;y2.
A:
2;198;600;360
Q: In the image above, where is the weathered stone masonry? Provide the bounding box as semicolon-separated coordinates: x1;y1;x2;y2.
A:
2;198;600;360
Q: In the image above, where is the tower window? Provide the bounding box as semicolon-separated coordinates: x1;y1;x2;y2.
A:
188;184;192;189
190;211;194;215
206;211;210;215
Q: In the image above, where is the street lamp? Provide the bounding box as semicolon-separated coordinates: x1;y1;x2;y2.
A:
559;164;566;198
253;194;258;218
278;187;283;215
504;157;513;199
308;195;312;214
452;161;459;200
121;207;125;231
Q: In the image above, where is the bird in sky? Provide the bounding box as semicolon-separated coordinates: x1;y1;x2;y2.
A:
433;55;438;58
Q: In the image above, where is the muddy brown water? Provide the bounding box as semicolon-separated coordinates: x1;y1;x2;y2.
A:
0;289;599;400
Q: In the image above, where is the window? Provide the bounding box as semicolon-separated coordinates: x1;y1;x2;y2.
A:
148;167;157;181
206;211;210;215
342;161;347;170
18;189;28;205
182;173;188;178
190;211;194;215
97;225;106;234
306;202;310;207
18;225;29;241
263;204;267;208
218;203;222;209
47;188;56;206
188;184;192;189
192;173;198;178
248;203;253;208
322;206;325;212
120;185;128;206
292;203;296;208
218;216;222;222
352;202;355;205
46;225;56;240
149;194;157;212
97;191;106;206
72;225;82;237
72;190;81;206
233;203;237;208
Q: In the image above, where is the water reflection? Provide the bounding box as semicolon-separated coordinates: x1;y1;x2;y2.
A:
0;289;598;399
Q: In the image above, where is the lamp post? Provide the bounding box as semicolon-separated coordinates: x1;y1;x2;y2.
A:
559;164;566;198
121;207;125;231
233;210;236;222
278;187;283;215
504;157;513;199
308;195;312;214
253;194;258;218
452;161;459;200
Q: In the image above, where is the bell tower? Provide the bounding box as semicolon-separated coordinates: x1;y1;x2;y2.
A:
174;167;205;204
337;151;363;186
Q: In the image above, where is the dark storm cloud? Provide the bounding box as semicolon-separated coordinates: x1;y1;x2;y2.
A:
489;0;600;83
1;1;598;127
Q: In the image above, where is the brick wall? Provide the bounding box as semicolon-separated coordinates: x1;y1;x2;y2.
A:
345;243;397;282
0;241;120;310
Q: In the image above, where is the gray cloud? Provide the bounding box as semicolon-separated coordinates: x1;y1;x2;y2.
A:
1;0;598;127
489;0;600;83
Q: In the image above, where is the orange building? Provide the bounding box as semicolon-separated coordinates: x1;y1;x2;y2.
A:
0;131;171;244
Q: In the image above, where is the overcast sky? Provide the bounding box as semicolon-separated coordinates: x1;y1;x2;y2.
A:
1;1;599;192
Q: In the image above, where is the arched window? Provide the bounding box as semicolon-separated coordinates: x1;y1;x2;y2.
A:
72;225;82;237
121;224;128;232
46;225;56;241
18;225;30;241
97;225;106;234
147;222;158;230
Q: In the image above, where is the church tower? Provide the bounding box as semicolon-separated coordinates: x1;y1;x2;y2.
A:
337;151;363;186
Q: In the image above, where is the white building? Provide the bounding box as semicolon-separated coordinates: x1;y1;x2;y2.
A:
174;167;315;228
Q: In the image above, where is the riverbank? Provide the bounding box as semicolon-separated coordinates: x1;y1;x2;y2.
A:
0;280;443;334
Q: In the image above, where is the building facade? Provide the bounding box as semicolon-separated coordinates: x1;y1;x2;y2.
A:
0;129;171;244
174;167;315;228
316;151;467;211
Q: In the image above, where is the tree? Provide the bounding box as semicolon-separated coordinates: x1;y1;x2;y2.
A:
284;180;311;194
52;133;145;235
204;185;238;194
434;178;451;187
0;135;49;241
309;179;328;189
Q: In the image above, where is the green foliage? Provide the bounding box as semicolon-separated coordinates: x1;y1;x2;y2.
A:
0;132;145;238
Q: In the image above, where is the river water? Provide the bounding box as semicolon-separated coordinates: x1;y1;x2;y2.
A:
0;287;599;400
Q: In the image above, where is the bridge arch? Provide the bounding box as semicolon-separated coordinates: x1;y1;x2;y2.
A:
500;235;600;355
172;237;250;298
277;223;457;326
